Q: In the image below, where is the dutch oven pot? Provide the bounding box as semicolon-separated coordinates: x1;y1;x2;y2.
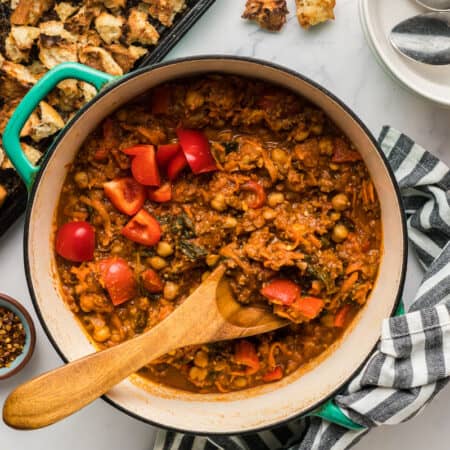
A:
3;57;407;435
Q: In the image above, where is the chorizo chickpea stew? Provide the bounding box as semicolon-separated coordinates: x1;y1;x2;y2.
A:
54;74;382;394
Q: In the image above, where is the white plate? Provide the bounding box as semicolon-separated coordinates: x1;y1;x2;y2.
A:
359;0;450;107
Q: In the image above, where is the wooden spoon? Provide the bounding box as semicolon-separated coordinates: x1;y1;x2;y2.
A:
3;264;286;430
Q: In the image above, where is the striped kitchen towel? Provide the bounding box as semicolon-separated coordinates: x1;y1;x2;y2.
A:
154;127;450;450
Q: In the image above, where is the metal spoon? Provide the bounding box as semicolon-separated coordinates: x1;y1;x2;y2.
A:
390;12;450;65
416;0;450;11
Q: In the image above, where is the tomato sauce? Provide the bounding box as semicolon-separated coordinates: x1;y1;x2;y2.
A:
55;75;381;393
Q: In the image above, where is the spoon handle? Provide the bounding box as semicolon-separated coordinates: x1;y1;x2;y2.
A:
2;319;175;430
3;266;227;430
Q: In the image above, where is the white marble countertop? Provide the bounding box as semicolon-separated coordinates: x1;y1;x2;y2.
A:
1;1;450;449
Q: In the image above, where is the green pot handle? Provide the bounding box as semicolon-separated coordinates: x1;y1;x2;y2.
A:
2;62;115;189
308;300;405;430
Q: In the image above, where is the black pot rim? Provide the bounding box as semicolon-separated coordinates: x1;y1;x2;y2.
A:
23;55;408;436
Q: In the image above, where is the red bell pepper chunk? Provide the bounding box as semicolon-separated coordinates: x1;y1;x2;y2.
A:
148;182;172;203
99;257;136;306
104;177;146;216
122;209;161;246
234;340;260;375
176;129;217;174
167;151;188;181
141;268;164;293
293;296;325;319
262;366;283;382
129;145;161;187
332;138;362;163
156;143;181;168
260;279;301;306
241;181;266;209
55;221;95;262
334;304;352;328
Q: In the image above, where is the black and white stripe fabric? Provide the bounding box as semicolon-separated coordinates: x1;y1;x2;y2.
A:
153;127;450;450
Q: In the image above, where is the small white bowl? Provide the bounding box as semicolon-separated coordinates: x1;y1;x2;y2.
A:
359;0;450;108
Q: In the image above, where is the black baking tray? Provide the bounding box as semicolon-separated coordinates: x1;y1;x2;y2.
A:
138;0;216;67
0;0;215;238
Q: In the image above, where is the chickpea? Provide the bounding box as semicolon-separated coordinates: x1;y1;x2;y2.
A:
149;256;167;270
138;297;150;310
206;254;220;267
79;294;95;313
185;90;205;110
332;224;349;243
223;216;237;228
74;171;89;189
311;123;323;135
268;192;285;207
319;138;334;155
93;326;111;342
294;129;310;142
310;280;323;295
233;377;248;389
157;241;174;257
194;350;209;368
329;163;339;171
329;212;341;222
211;194;227;212
110;333;123;343
292;223;306;234
331;193;350;211
271;148;288;164
214;360;227;371
189;366;208;382
263;208;276;220
164;282;179;301
111;242;123;255
201;271;211;282
75;285;83;295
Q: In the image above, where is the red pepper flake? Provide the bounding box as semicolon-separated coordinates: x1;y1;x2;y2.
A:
0;307;26;368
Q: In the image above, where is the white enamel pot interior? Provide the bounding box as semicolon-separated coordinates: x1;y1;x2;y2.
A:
25;57;407;434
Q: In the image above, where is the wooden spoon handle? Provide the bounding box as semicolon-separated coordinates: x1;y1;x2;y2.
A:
3;265;227;430
2;322;172;430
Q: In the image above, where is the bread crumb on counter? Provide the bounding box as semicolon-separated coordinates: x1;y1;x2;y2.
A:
295;0;336;28
242;0;336;31
242;0;289;32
